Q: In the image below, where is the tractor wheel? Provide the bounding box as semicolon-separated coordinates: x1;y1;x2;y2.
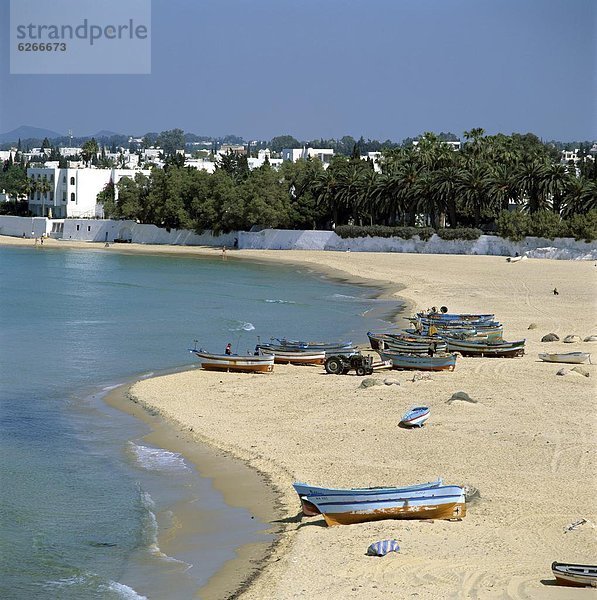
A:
355;366;367;376
325;356;344;375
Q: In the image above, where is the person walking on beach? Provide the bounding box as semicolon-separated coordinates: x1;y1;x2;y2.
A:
222;246;227;260
225;343;232;355
553;287;559;295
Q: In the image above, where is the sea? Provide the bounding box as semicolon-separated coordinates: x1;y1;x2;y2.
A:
0;244;401;599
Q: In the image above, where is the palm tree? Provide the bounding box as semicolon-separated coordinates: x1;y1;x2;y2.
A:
38;177;51;217
515;159;550;213
456;164;492;226
434;165;464;227
562;178;597;216
543;163;572;214
486;163;519;213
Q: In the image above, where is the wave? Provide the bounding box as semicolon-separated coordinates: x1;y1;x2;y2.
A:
45;573;148;599
139;490;192;568
101;580;149;599
128;442;188;472
264;299;296;304
226;320;255;332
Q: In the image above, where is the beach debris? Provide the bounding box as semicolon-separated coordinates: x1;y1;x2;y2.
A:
571;366;590;377
556;368;570;376
564;518;587;533
541;333;560;342
563;335;581;343
366;539;400;556
527;323;538;330
383;378;401;386
359;378;381;389
463;484;481;503
584;335;597;342
447;391;477;404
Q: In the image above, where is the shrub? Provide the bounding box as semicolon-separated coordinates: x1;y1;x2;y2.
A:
562;210;597;242
334;225;434;240
526;211;563;240
436;227;482;241
496;211;530;242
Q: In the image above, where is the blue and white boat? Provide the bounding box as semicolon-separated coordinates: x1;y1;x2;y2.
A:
293;478;443;515
306;485;466;526
378;350;457;371
401;406;430;427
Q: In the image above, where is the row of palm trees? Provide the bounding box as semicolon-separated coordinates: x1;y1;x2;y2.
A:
308;131;596;228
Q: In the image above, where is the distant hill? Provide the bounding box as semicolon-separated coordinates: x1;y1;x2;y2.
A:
0;125;63;144
89;130;124;139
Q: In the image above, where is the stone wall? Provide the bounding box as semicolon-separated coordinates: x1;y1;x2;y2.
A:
0;216;595;259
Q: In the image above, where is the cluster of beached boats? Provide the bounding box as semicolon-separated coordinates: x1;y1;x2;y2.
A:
188;310;531;373
368;309;526;371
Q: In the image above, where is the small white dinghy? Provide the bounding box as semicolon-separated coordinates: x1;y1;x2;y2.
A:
506;255;527;263
538;352;591;364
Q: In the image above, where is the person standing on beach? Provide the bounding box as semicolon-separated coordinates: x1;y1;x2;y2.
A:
222;246;227;260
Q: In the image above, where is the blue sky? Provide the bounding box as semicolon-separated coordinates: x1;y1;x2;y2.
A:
1;0;595;141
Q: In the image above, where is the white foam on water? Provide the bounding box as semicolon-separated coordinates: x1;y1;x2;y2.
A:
264;298;296;304
227;320;256;331
102;383;122;392
128;442;188;472
138;371;155;379
101;580;148;599
139;491;192;569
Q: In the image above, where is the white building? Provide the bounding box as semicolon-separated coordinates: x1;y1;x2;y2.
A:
27;165;149;218
412;140;461;151
282;148;334;165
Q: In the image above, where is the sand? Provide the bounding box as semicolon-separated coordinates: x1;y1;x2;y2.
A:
5;236;596;598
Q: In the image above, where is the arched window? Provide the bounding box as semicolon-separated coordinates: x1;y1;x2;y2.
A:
70;193;75;202
70;177;75;185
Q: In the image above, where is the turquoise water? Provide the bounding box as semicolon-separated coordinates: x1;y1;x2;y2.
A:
0;245;400;599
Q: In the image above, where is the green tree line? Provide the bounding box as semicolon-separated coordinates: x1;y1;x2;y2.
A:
99;130;596;235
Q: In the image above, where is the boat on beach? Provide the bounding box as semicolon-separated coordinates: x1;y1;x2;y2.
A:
272;338;354;352
401;406;430;427
551;562;597;587
444;337;525;357
538;352;591;364
293;478;443;516
367;331;448;354
306;485;466;526
189;349;274;373
378;350;457;371
258;347;326;365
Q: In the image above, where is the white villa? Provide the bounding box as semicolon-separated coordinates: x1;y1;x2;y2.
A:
282;148;335;165
26;164;149;218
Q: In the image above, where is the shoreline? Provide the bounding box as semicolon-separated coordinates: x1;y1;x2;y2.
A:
0;236;404;598
5;235;596;598
104;378;284;600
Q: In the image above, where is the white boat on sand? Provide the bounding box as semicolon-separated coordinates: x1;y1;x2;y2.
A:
189;349;274;373
538;352;591;364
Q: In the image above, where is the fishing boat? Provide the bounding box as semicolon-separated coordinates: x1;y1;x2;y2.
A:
367;331;448;354
189;349;274;373
261;341;358;357
293;478;443;516
444;337;525;358
258;347;326;365
272;338;354;352
418;312;495;323
538;352;591;364
378;350;457;371
306;485;466;526
401;406;430;427
551;562;597;587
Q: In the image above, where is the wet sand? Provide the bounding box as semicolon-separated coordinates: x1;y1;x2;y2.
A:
4;235;596;598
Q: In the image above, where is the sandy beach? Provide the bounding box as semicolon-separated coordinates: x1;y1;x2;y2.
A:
5;236;596;598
